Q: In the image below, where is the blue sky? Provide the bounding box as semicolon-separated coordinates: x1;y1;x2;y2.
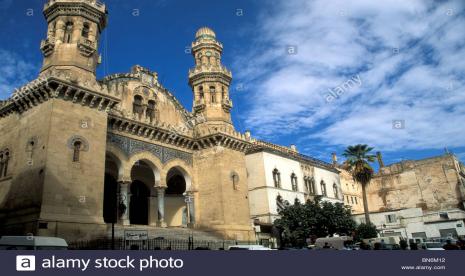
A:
1;0;464;166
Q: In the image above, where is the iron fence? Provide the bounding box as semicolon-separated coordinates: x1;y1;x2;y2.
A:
68;236;255;250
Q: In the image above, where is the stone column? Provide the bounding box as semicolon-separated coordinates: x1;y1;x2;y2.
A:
156;186;167;227
118;181;131;226
186;191;196;227
149;189;157;226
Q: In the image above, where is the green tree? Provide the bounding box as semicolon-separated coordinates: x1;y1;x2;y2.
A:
343;144;376;225
354;223;378;242
274;197;356;248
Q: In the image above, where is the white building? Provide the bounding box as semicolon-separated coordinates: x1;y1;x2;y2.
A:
353;208;465;241
245;141;343;245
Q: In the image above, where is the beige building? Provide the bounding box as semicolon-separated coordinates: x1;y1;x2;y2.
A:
368;153;465;213
339;151;465;239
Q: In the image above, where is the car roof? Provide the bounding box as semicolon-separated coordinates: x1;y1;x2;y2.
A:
0;236;68;247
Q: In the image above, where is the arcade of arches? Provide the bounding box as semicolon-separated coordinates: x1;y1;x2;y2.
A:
103;152;195;228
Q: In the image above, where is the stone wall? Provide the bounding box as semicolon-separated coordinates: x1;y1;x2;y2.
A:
367;154;465;212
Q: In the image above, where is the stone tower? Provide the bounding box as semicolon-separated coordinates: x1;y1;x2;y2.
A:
40;0;107;79
188;27;234;131
0;0;117;240
189;28;255;241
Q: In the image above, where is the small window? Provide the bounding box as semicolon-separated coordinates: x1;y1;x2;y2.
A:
0;150;9;177
133;95;144;116
210;86;216;103
64;21;74;43
231;172;239;190
272;169;281;188
386;214;397;223
351;196;354;204
320;180;327;196
199;86;204;99
291;173;298;191
38;222;48;229
439;212;449;219
276;195;286;213
355;197;358;205
146;100;156;122
309;177;315;195
82;22;90;38
73;141;82;162
333;183;338;199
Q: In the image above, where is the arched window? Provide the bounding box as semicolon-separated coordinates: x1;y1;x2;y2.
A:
198;86;204;100
320;180;327;196
146;100;156;122
291;173;298;191
210;86;216;103
82;22;90;39
272;168;281;188
276;195;286;212
133;95;144;116
231;172;239;190
64;22;74;43
221;87;226;101
355;197;358;205
0;151;6;178
333;183;339;199
72;141;81;162
310;177;315;195
0;152;3;177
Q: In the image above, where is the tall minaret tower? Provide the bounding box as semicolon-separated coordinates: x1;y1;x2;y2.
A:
40;0;107;79
188;27;234;131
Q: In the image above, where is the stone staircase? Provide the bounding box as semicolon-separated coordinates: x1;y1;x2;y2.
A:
106;225;225;241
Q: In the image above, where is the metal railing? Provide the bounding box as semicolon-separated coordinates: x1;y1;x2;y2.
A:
68;236;255;250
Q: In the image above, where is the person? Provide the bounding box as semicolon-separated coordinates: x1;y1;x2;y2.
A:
442;239;459;250
380;239;386;249
399;239;408;250
322;242;331;249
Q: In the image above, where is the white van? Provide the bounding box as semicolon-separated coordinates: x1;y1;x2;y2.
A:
0;236;68;250
315;236;353;250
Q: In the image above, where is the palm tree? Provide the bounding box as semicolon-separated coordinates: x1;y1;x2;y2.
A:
343;144;376;225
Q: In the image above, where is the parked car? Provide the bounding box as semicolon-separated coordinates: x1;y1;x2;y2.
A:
421;242;445;250
0;236;68;250
228;245;274;250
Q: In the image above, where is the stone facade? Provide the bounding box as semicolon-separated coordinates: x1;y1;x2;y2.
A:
367;154;465;213
339;168;365;214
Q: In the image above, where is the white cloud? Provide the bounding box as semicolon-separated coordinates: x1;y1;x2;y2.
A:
0;49;38;100
235;0;465;152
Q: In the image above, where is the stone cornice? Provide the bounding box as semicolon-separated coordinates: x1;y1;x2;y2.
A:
107;113;254;153
0;76;120;118
247;140;339;173
44;0;107;31
108;114;196;151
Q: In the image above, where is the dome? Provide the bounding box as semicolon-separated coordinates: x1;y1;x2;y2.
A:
195;27;216;39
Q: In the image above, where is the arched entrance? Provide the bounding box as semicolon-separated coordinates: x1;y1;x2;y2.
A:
103;173;118;223
129;180;150;225
129;160;155;225
165;167;187;226
103;153;120;223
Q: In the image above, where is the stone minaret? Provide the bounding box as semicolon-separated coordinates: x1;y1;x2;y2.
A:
40;0;107;79
188;27;234;131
